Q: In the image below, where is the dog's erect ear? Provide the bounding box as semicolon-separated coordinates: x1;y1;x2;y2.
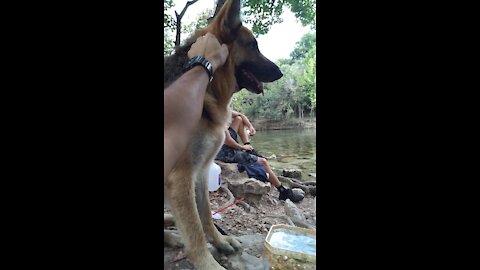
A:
212;0;242;43
223;0;242;33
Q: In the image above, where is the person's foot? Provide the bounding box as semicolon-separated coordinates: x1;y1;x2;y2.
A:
279;188;304;202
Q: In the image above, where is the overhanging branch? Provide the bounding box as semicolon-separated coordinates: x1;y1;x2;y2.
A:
174;0;200;46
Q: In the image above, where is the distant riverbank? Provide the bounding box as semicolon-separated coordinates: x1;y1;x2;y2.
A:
251;117;316;130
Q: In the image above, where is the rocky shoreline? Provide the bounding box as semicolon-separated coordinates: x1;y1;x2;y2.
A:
164;162;317;270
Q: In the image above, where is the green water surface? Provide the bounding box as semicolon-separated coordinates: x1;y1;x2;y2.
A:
248;129;316;182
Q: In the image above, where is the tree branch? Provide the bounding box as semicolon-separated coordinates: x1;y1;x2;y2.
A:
180;0;199;18
174;0;200;46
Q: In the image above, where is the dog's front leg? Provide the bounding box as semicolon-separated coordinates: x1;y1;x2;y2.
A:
195;168;242;254
166;168;226;270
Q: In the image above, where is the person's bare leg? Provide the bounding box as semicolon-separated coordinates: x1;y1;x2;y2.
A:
257;158;281;187
229;115;242;133
229;116;249;144
237;125;250;145
258;157;303;202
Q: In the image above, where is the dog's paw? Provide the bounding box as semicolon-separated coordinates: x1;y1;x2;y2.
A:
225;235;242;251
213;235;242;254
164;230;184;248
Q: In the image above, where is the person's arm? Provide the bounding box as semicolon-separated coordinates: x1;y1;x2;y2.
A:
164;33;228;179
164;67;210;177
223;127;253;151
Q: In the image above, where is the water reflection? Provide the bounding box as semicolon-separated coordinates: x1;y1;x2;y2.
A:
249;129;316;181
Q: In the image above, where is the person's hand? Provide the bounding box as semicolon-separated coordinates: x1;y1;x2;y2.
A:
241;144;254;151
188;33;229;73
248;126;256;136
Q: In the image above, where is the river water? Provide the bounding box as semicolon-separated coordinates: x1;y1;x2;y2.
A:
248;129;316;182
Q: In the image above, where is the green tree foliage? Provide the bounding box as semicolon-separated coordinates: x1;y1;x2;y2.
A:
285;0;316;30
164;0;176;55
163;0;317;42
290;32;316;60
164;31;175;55
242;0;316;35
164;0;175;29
299;45;316;110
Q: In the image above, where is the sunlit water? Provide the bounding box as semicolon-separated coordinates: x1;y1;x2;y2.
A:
249;129;316;182
268;229;316;256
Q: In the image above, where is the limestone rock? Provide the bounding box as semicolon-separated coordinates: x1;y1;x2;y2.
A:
217;161;245;180
282;169;302;180
284;199;308;227
216;161;271;207
227;177;271;207
272;168;283;177
266;154;277;160
291;188;305;200
266;197;279;206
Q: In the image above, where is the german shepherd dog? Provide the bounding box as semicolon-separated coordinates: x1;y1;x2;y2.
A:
164;0;282;269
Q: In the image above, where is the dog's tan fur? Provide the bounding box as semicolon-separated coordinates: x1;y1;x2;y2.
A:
164;1;282;269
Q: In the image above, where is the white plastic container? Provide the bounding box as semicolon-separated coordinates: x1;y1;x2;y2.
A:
208;162;222;192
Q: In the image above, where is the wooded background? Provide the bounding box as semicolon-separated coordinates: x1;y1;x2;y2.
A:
164;0;317;120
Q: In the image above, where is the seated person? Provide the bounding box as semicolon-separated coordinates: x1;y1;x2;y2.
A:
216;110;303;202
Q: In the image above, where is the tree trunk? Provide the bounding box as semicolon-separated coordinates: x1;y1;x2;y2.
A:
175;13;182;46
298;103;303;119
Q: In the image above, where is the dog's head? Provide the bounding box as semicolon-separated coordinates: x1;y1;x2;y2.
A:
205;0;283;95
